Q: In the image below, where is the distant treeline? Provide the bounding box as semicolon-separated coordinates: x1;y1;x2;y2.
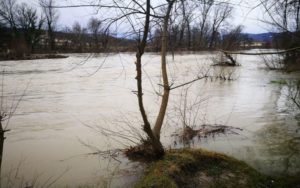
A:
0;27;135;54
0;0;292;60
0;23;136;59
1;23;282;60
0;0;137;59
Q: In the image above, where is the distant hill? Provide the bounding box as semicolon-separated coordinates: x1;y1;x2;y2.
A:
242;32;278;42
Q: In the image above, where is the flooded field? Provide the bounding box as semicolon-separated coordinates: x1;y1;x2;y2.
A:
1;51;299;187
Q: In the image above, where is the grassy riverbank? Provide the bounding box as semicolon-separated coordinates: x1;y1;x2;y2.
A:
135;149;299;188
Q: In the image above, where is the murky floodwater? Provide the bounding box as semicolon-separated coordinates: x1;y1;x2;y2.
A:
1;51;299;187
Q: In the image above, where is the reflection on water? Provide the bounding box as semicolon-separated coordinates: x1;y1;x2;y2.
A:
0;51;299;187
254;84;300;175
256;121;300;175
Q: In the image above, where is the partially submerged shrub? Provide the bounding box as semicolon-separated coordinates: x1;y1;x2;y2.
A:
288;80;300;109
212;51;239;67
261;51;300;71
261;54;285;70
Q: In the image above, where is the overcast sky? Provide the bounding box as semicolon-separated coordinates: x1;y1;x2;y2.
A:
24;0;269;34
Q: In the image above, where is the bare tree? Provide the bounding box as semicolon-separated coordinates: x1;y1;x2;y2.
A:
71;21;87;52
39;0;59;52
197;0;214;49
177;0;187;48
0;0;22;57
87;0;176;158
257;0;300;70
0;0;45;56
88;17;102;51
209;2;233;49
221;25;244;50
260;0;299;32
183;1;195;49
16;3;44;53
173;0;194;50
0;0;17;31
51;0;212;159
133;0;164;158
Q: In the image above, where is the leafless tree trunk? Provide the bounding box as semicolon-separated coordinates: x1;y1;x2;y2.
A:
88;17;101;51
153;0;175;140
209;2;233;49
16;3;45;54
186;16;191;50
72;21;87;52
198;0;214;49
178;11;185;48
101;29;110;51
39;0;59;52
135;0;164;157
0;116;5;176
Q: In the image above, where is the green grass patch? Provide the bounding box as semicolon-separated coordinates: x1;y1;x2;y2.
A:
135;148;300;188
270;80;287;85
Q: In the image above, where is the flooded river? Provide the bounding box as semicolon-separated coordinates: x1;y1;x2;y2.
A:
1;51;299;187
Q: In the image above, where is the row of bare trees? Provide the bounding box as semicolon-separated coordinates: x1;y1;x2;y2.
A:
0;0;44;56
0;0;105;55
61;19;110;53
0;0;115;57
0;0;253;58
150;0;250;51
261;0;300;70
0;0;59;57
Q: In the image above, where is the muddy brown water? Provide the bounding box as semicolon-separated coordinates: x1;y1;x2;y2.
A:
1;50;299;187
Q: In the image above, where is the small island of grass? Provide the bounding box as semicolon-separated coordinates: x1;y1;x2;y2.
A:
135;149;299;188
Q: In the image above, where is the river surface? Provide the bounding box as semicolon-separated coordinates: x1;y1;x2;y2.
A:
1;51;299;187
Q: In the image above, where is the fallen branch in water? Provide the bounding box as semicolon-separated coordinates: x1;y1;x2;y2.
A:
172;124;243;145
219;46;300;55
212;51;239;66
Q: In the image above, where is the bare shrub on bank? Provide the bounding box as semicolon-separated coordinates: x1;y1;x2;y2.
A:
287;80;300;110
260;53;286;70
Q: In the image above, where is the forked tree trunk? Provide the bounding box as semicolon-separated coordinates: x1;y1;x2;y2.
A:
135;0;164;157
153;1;175;140
134;0;175;157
